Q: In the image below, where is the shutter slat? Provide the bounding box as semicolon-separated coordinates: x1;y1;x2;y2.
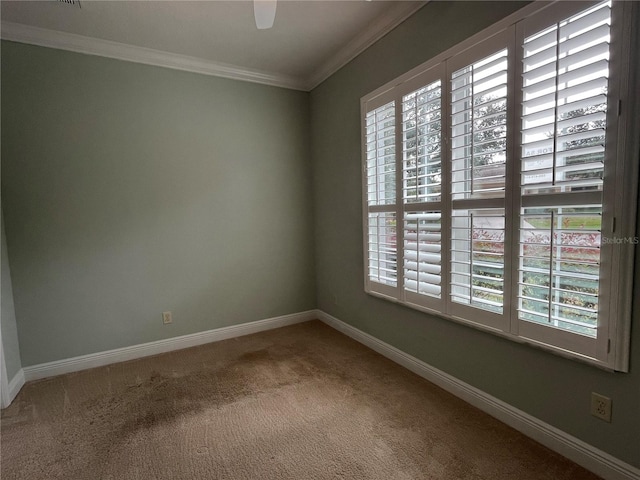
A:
557;111;606;131
405;242;441;253
557;76;608;102
558;42;609;70
557;59;609;88
559;23;610;56
523;44;557;73
524;26;556;57
560;3;610;39
522;60;557;86
557;94;607;117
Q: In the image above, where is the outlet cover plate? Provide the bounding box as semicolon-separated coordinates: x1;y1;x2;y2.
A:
590;392;612;422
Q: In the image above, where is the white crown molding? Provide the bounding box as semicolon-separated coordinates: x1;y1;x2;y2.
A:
1;3;427;92
0;21;307;91
316;311;640;480
305;1;428;90
22;310;317;382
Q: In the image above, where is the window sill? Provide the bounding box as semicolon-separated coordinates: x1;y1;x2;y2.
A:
366;290;616;372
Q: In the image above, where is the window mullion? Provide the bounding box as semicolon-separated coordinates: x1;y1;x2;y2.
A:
441;62;453;316
510;17;522;331
503;24;517;334
395;96;405;301
551;26;561;188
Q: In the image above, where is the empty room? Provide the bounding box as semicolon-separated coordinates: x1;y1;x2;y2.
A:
1;1;639;479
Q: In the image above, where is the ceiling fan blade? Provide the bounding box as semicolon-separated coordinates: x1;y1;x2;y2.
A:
254;0;277;30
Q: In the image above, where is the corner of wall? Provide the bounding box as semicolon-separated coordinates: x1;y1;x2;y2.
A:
1;208;24;398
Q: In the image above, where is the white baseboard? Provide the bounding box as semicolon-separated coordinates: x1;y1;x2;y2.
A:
7;369;25;405
1;368;26;409
23;310;317;382
316;310;640;480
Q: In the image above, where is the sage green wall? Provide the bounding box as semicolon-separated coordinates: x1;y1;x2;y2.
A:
1;41;315;366
310;1;640;468
1;211;22;381
2;0;639;468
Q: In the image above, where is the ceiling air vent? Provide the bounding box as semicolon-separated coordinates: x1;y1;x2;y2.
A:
56;0;81;8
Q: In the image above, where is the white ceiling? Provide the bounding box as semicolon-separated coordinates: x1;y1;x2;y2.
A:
0;0;425;90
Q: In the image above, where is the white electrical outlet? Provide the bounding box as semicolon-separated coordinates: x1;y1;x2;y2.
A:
590;392;612;422
162;311;172;325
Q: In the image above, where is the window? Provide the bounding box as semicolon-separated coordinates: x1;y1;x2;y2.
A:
361;0;638;371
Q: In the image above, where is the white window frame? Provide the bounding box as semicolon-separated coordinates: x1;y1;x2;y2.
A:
361;0;638;371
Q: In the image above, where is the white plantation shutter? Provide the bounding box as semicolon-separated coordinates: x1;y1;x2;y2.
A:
404;211;442;298
518;206;601;337
515;1;611;351
451;49;508;200
366;102;396;206
402;81;442;204
400;77;444;309
361;0;636;369
451;209;505;314
520;1;610;195
368;212;397;287
365;99;398;296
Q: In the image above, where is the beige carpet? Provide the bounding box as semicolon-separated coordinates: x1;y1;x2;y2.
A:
1;320;600;480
